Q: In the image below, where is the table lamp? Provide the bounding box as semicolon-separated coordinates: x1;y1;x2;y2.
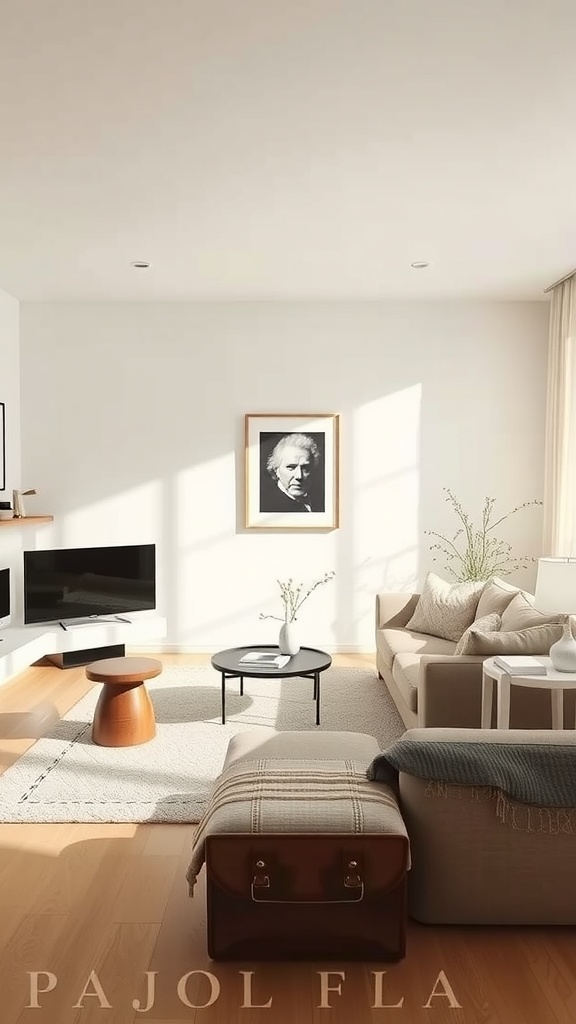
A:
534;556;576;671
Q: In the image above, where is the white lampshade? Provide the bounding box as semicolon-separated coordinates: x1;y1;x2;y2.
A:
534;557;576;672
534;557;576;614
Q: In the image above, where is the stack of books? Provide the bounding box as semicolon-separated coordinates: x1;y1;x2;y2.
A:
239;651;291;669
492;655;545;675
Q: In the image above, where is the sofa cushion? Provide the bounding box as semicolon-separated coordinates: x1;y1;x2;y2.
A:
454;613;502;655
474;577;528;619
405;572;484;642
377;626;457;672
223;729;382;769
454;622;563;656
391;654;421;713
501;592;562;631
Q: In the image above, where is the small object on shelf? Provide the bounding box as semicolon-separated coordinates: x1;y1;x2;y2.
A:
12;488;38;518
238;651;291;669
492;655;545;675
0;509;14;521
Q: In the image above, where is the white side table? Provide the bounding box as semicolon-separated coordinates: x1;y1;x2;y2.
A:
481;655;576;730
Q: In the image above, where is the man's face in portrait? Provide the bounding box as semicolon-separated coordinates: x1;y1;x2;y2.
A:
275;445;312;499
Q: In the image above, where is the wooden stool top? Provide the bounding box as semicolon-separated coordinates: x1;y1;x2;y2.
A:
86;656;163;684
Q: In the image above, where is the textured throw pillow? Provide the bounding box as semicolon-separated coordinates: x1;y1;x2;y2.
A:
501;592;562;632
456;622;563;656
474;577;523;619
454;613;502;655
405;573;484;642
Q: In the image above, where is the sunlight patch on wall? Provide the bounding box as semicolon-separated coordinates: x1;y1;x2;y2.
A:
352;385;422;593
174;452;239;638
176;452;236;547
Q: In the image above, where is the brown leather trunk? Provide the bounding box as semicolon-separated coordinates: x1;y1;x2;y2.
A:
205;833;409;961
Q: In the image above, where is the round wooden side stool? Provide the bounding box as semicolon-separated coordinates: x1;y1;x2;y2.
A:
86;656;162;747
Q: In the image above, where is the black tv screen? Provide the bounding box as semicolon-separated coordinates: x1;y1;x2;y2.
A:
24;544;156;625
0;567;10;629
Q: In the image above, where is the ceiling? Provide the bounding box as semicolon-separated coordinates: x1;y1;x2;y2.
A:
1;0;575;303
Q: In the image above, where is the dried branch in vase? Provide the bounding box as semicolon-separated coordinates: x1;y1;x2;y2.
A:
426;488;542;582
259;571;336;623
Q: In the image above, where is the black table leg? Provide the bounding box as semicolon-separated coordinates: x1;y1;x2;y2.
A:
240;675;244;696
315;671;320;725
221;672;226;725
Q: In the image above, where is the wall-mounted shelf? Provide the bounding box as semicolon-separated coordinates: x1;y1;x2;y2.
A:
0;516;54;526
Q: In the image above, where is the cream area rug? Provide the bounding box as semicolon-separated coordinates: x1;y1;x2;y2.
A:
0;665;405;823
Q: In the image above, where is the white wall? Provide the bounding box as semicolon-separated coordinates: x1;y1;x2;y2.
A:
17;300;549;651
0;288;20;496
0;288;21;617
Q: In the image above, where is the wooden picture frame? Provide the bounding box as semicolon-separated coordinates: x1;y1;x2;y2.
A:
245;413;340;530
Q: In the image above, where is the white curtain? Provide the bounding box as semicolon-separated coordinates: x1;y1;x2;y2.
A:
542;276;576;554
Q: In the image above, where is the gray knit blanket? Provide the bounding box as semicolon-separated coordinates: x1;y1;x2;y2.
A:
367;737;576;808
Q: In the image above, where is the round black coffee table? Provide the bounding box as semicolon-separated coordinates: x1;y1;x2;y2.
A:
211;645;332;725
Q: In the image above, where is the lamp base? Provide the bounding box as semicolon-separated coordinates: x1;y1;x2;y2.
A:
549;619;576;672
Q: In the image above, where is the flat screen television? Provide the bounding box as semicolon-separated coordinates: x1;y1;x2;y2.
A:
0;568;10;629
23;544;156;625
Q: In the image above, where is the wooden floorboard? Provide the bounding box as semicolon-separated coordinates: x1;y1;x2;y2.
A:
0;652;574;1023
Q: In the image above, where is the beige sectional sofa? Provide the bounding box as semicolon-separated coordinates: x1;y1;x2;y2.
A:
371;576;576;925
396;727;576;925
376;578;575;730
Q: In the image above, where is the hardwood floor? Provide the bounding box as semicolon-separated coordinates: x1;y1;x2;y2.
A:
0;653;575;1024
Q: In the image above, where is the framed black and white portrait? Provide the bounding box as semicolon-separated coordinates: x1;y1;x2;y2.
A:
245;413;339;530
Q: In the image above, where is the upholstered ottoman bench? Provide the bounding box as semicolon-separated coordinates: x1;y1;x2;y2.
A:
186;728;410;961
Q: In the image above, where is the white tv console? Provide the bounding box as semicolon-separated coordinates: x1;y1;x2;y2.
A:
0;615;167;687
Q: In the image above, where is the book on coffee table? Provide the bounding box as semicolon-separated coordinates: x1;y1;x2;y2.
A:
238;651;291;669
492;655;545;675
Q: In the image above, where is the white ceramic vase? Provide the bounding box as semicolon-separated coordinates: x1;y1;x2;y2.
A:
279;622;300;656
549;618;576;672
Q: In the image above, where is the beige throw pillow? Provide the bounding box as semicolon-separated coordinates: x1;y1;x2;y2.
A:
454;622;562;656
474;577;523;619
454;613;502;655
501;592;562;632
405;573;484;642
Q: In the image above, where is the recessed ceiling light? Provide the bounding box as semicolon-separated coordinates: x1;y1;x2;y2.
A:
410;261;430;269
130;260;151;269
